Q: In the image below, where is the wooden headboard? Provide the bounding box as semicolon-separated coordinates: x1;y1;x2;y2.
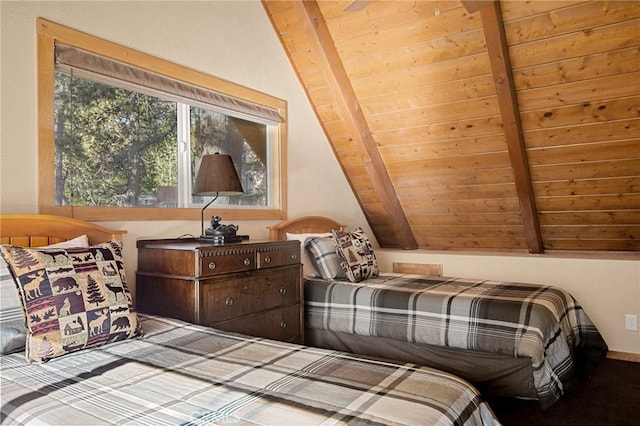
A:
268;216;346;241
0;214;126;247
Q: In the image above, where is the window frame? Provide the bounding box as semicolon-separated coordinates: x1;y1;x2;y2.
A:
37;18;287;222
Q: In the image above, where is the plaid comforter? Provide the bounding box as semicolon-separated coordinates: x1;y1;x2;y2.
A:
1;314;498;425
305;274;608;409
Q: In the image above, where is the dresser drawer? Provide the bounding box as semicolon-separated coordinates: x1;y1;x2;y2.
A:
199;251;255;276
200;267;300;324
214;304;302;343
257;246;300;269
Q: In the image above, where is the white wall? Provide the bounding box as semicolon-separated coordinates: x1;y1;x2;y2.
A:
1;1;638;355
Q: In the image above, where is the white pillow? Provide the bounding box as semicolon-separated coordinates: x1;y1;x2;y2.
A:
0;254;26;354
286;232;332;277
44;234;89;248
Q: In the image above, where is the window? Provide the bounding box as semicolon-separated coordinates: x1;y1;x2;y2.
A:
38;19;287;221
54;73;270;209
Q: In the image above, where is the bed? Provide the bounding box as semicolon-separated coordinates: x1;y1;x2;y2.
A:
268;216;609;410
0;214;499;425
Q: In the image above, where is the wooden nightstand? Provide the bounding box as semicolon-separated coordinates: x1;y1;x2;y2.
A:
135;238;303;343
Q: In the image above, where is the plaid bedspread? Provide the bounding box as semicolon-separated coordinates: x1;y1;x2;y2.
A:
1;314;498;425
305;274;608;409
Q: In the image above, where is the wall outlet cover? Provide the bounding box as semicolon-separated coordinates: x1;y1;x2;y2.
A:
625;314;638;331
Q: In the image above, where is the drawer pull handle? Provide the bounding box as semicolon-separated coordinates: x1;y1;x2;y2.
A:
225;297;234;306
208;262;216;270
279;287;287;295
264;256;271;264
243;258;251;266
280;320;287;328
291;253;298;260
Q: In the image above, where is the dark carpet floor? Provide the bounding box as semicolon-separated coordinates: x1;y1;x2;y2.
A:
487;358;640;426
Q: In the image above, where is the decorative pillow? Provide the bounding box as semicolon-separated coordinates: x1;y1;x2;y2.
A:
332;228;379;283
305;236;346;280
0;255;27;354
0;235;91;355
286;232;332;277
0;241;141;363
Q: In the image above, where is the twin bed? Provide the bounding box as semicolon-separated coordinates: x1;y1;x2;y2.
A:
268;216;609;410
0;214;498;425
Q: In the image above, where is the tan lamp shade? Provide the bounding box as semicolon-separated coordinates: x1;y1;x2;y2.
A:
193;153;243;196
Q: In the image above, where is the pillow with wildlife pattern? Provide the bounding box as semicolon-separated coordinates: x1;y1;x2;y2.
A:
332;228;379;283
0;241;141;363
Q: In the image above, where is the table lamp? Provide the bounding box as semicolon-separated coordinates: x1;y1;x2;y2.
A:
192;153;243;242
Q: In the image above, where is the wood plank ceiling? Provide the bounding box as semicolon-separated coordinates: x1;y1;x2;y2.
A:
262;0;640;253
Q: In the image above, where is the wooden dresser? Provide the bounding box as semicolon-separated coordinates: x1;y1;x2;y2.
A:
135;238;303;343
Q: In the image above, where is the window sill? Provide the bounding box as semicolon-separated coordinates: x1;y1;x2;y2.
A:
39;205;286;222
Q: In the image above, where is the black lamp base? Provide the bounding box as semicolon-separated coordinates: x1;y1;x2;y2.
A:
197;234;250;245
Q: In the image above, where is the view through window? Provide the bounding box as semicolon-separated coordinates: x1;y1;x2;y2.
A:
54;72;269;209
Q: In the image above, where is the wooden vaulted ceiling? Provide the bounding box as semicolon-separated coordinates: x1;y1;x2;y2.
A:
262;0;640;254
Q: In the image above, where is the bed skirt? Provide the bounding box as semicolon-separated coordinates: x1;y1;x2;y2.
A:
306;327;538;400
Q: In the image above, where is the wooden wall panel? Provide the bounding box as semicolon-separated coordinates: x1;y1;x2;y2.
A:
504;0;640;253
543;239;638;251
263;0;640;254
509;20;640;69
358;75;497;115
539;211;640;226
379;135;507;161
372;116;506;146
393;168;516;188
524;119;640;149
387;153;513;174
415;235;529;250
537;194;640;211
347;50;492;82
530;159;640;181
503;1;640;44
501;1;588;21
520;98;640;129
513;47;640;90
411;212;524;226
518;73;640;111
535;177;640;197
402;198;521;215
528;140;640;165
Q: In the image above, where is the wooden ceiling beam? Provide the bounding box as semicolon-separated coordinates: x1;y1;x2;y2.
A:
293;0;417;249
473;1;544;253
461;0;495;14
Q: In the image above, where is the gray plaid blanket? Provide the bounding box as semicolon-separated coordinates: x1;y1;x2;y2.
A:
305;273;608;409
1;314;499;425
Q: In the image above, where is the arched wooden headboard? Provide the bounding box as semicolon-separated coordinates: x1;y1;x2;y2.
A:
267;216;346;241
0;214;126;247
